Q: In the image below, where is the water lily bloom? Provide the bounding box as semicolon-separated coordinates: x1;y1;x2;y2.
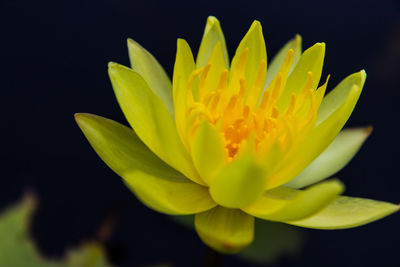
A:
75;17;399;253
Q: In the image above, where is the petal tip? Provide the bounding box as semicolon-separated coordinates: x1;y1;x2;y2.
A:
365;125;373;136
207;16;220;25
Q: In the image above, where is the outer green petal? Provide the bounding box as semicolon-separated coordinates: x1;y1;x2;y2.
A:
278;42;325;110
75;113;215;215
243;180;344;222
317;70;367;126
287;196;399;229
127;39;174;115
124;170;216;215
210;155;267;208
286;127;372;189
192;121;226;185
196;16;229;68
195;206;255;254
108;64;205;185
230;20;267;91
264;34;302;88
267;71;365;189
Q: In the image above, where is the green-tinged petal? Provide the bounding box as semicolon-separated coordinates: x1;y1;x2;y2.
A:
243;180;344;222
210;155;267;208
124;170;216;215
286;127;372;189
192;121;226;185
230;20;267;92
173;39;196;148
264;35;302;88
278;42;325;110
108;63;204;185
287;196;399;229
196;16;229;68
317;70;367;126
195;206;254;254
75;113;215;215
267;71;365;189
127;39;173;115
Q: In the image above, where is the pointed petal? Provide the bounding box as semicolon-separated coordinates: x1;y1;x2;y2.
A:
278;43;325;110
210;155;267;208
264;34;302;88
173;39;196;148
192;121;226;185
195;206;255;254
287;196;399;229
230;20;267;93
108;63;204;185
127;39;174;115
243;180;344;222
267;70;365;189
286;127;372;189
203;42;228;94
173;38;196;104
317;70;367;126
196;16;229;68
75;113;215;215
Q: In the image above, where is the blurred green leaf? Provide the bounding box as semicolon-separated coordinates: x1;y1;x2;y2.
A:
239;219;303;265
0;194;113;267
171;215;303;265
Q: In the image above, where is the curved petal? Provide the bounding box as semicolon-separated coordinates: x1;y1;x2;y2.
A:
243;179;344;222
195;206;255;254
108;63;204;185
230;20;267;94
127;39;174;115
286;127;372;189
264;34;302;88
75;113;215;215
191;121;226;185
287;196;399;229
267;70;366;189
124;170;216;215
278;42;325;111
210;155;268;208
196;16;229;68
317;70;367;126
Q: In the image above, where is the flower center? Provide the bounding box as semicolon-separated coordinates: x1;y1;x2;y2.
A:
185;49;319;161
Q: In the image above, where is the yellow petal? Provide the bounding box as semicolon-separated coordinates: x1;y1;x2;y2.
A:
173;39;196;149
202;42;228;96
210;155;267;208
124;170;216;215
317;70;367;126
264;34;302;88
278;42;325;111
75;113;215;215
108;63;204;185
286;127;372;189
230;20;267;94
196;16;229;68
243;179;344;222
287;196;399;229
127;39;173;115
267;70;365;189
191;121;226;185
195;206;254;253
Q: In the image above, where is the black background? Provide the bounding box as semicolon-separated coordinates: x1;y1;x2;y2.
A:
1;0;400;266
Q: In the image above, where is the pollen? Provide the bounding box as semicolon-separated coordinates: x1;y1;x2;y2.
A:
186;49;319;160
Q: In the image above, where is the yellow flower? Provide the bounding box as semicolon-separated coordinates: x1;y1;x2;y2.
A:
75;16;398;253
